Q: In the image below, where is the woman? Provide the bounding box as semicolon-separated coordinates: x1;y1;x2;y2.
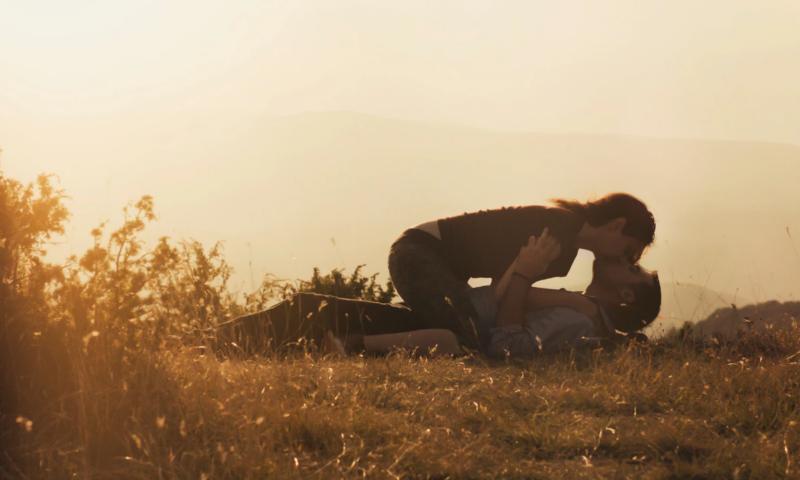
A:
387;193;655;352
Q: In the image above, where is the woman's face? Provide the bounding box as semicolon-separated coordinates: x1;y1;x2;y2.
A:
593;218;646;263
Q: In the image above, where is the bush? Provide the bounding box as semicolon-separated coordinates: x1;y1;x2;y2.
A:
288;265;395;303
0;169;396;475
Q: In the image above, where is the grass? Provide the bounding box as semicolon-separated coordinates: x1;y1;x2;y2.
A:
8;326;800;479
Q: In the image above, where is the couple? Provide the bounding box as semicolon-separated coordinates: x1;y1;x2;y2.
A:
327;192;661;357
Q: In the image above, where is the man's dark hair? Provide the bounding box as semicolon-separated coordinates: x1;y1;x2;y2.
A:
602;273;661;333
552;193;656;246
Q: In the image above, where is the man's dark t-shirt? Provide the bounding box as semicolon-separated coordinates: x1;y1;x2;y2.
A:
436;206;584;281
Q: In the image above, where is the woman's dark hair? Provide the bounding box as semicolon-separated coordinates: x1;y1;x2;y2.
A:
552;193;655;246
602;273;661;333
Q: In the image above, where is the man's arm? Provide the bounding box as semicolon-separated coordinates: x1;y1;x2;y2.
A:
492;257;519;303
494;256;597;319
524;287;598;317
495;230;561;327
495;271;533;327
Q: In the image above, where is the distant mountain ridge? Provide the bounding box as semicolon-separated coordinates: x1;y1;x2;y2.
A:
654;282;751;332
693;301;800;339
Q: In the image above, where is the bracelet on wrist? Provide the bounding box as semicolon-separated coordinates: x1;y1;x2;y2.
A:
512;271;534;284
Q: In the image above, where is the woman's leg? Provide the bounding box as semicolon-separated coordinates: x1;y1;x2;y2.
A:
388;239;483;350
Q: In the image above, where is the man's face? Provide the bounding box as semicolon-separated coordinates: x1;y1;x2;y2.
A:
587;257;655;304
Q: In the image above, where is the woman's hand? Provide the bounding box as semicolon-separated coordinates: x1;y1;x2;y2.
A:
514;228;562;280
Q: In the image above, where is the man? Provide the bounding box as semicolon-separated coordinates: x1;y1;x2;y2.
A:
388;193;656;351
477;230;661;357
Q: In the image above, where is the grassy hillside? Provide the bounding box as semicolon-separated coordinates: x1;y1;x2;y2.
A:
8;328;800;479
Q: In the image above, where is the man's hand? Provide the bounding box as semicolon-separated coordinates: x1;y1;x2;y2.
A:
514;228;561;280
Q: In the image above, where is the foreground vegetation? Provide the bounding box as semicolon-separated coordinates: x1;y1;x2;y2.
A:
2;172;799;479
7;331;800;479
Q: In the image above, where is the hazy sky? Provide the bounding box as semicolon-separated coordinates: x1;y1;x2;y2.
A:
2;1;800;310
3;1;800;142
